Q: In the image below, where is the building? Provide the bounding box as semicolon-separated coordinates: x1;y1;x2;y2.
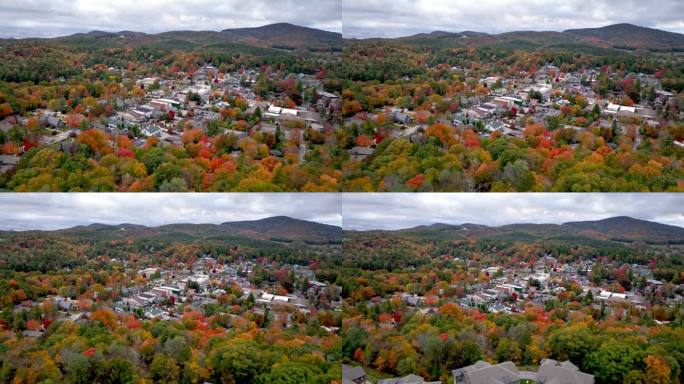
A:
392;110;414;124
40;115;64;129
537;359;594;383
349;146;375;161
342;365;370;384
378;374;441;384
453;359;594;384
317;91;339;101
150;98;183;111
0;155;19;173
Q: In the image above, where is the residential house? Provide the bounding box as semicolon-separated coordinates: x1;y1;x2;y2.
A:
392;110;414;124
349;146;375;161
378;374;441;384
0;155;19;173
452;359;593;384
342;365;369;384
40;115;64;129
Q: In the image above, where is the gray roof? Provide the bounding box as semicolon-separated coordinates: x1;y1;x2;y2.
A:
0;155;20;165
378;374;441;384
350;146;375;156
454;360;593;384
538;359;593;384
342;365;366;381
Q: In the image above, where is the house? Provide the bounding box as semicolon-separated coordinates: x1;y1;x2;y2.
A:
150;98;183;111
378;374;441;384
151;286;180;298
402;294;423;307
342;365;369;384
489;303;511;313
317;91;339;101
480;76;500;87
136;77;158;88
265;105;299;117
485;120;508;133
453;359;594;384
139;267;159;277
655;89;674;105
597;290;629;304
22;330;44;338
123;297;146;309
308;280;328;293
141;124;162;137
259;123;278;136
492;96;522;109
188;274;210;290
604;103;636;117
349;146;375;161
193;257;217;272
54;296;77;312
537;359;594;384
145;307;166;320
258;293;289;304
392;110;413;124
453;360;521;384
40;115;64;129
0;155;19;173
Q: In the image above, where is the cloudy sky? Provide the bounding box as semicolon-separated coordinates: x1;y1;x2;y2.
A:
343;0;684;38
0;193;342;231
342;193;684;230
0;0;342;38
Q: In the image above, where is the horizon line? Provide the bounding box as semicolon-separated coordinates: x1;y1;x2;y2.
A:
0;216;341;232
342;22;684;40
342;215;683;231
0;22;342;40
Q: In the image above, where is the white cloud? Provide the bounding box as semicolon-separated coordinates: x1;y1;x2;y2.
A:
0;0;342;38
342;0;684;37
0;193;342;230
1;193;681;232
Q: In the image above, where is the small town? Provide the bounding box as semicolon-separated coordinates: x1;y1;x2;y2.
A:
340;211;684;384
0;62;341;179
345;63;682;162
10;253;342;338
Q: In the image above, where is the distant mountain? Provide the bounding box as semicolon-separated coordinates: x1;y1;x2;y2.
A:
219;216;342;243
562;216;684;244
221;23;342;50
353;217;684;245
362;23;684;52
564;23;684;51
7;23;342;52
49;216;341;245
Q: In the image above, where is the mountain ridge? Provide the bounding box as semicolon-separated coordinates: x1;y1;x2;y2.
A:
1;22;342;52
351;23;684;52
346;216;684;245
2;216;341;245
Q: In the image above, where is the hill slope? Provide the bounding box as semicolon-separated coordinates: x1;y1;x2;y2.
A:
5;23;342;52
564;23;684;51
368;23;684;52
351;217;684;245
222;23;342;50
30;216;342;245
562;216;684;244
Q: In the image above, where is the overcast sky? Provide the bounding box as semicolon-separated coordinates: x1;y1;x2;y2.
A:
0;193;342;231
343;0;684;38
0;0;342;38
342;193;684;230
